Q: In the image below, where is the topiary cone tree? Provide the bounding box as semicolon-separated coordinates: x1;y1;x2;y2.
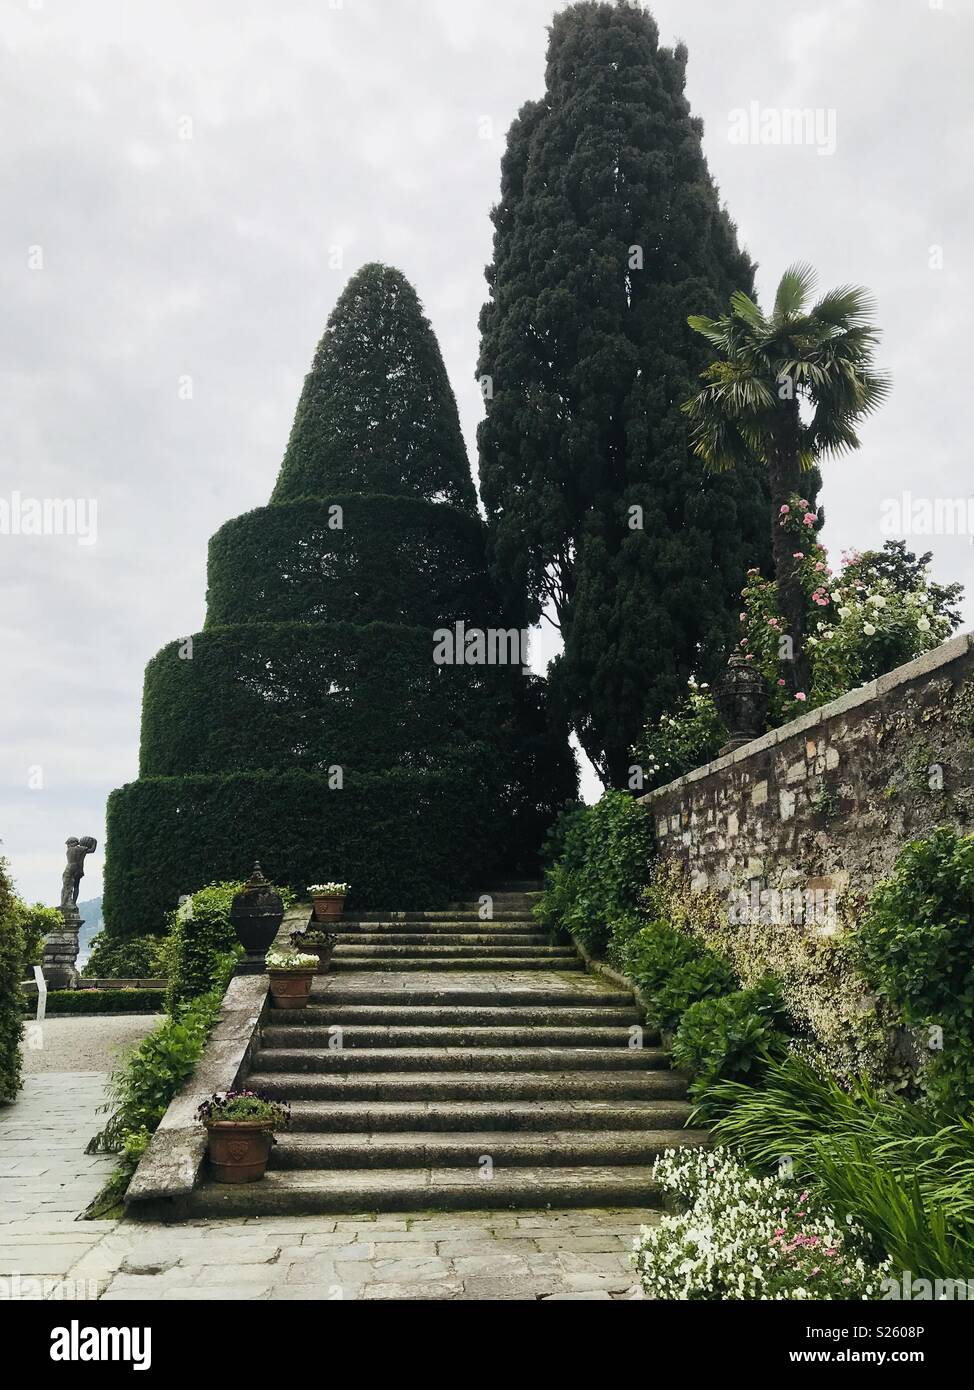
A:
104;264;575;938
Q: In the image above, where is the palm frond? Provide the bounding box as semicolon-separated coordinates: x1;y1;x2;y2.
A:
772;262;818;324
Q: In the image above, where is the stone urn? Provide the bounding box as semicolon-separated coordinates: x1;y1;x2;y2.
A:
230;863;284;973
714;651;768;756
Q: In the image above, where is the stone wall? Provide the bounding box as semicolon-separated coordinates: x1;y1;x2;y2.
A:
640;633;974;906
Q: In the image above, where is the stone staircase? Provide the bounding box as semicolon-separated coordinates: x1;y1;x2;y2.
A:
189;885;707;1215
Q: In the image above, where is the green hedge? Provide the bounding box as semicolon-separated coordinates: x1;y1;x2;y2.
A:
536;791;652;956
205;496;500;630
0;857;26;1100
26;989;165;1015
138;620;511;779
103;766;496;938
855;826;974;1111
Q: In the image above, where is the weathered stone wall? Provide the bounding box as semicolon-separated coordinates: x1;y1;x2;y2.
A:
641;633;974;904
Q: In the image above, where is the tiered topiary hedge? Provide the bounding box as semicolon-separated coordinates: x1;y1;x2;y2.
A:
137;621;510;779
205;496;498;630
103;263;576;939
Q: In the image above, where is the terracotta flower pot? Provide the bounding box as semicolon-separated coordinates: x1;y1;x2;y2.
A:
312;893;346;922
301;943;336;975
205;1121;274;1184
267;968;315;1009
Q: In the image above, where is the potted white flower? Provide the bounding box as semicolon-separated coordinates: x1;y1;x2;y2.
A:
307;881;350;922
265;947;318;1008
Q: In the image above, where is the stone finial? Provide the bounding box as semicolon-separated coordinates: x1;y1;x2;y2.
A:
714;652;768;756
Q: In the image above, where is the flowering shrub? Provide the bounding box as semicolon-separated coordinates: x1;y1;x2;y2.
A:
634;678;726;789
634;1148;890;1300
307;882;349;896
740;509;961;723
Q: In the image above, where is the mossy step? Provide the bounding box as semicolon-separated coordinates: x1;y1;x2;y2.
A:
270;1003;641;1027
254;1069;688;1102
336;921;542;934
189;1166;662;1216
328;956;584;972
341;911;539;923
303;987;634;1007
332;932;551;946
270;1128;709;1170
251;1045;671;1074
285;1097;694;1133
260;1024;653;1049
331;943;573;958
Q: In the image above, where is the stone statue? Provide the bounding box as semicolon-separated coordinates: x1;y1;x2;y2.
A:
59;835;97;910
44;835;98;989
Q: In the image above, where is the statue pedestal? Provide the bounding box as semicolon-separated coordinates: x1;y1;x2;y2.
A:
42;907;82;989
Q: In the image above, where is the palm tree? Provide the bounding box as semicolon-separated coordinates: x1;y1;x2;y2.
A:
683;264;889;697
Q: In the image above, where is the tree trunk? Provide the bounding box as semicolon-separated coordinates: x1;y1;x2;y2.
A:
769;396;812;699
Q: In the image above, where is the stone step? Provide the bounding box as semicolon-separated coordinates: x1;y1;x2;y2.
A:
270;1129;709;1170
252;1045;671;1074
484;881;544;893
304;987;634;1007
260;1024;653;1049
330;922;539;934
285;1097;694;1133
188;1165;661;1216
254;1069;688;1101
330;943;573;959
331;931;550;945
269;1003;641;1028
328;956;584;972
341;911;539;923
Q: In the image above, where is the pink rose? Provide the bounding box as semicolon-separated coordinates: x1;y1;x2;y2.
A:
779;504;790;514
795;691;807;701
777;679;785;687
793;551;804;559
803;512;816;525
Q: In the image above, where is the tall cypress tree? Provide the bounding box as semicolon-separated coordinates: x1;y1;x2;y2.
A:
477;0;771;786
104;265;574;937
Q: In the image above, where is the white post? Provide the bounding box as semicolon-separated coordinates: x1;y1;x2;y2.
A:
33;965;47;1023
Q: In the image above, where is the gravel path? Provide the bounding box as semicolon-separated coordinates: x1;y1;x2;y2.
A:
22;1013;158;1074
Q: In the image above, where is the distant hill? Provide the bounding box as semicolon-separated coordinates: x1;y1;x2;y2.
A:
76;896;103;966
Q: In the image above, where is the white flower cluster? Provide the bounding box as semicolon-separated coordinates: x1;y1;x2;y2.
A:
633;1148;890;1301
265;948;318;971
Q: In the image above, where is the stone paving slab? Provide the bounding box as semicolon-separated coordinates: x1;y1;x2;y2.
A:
87;1207;656;1300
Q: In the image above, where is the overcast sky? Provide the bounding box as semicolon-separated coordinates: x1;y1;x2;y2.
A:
2;0;972;907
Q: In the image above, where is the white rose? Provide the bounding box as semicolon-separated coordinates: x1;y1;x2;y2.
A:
863;622;876;636
838;606;851;618
917;616;931;631
868;594;886;608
